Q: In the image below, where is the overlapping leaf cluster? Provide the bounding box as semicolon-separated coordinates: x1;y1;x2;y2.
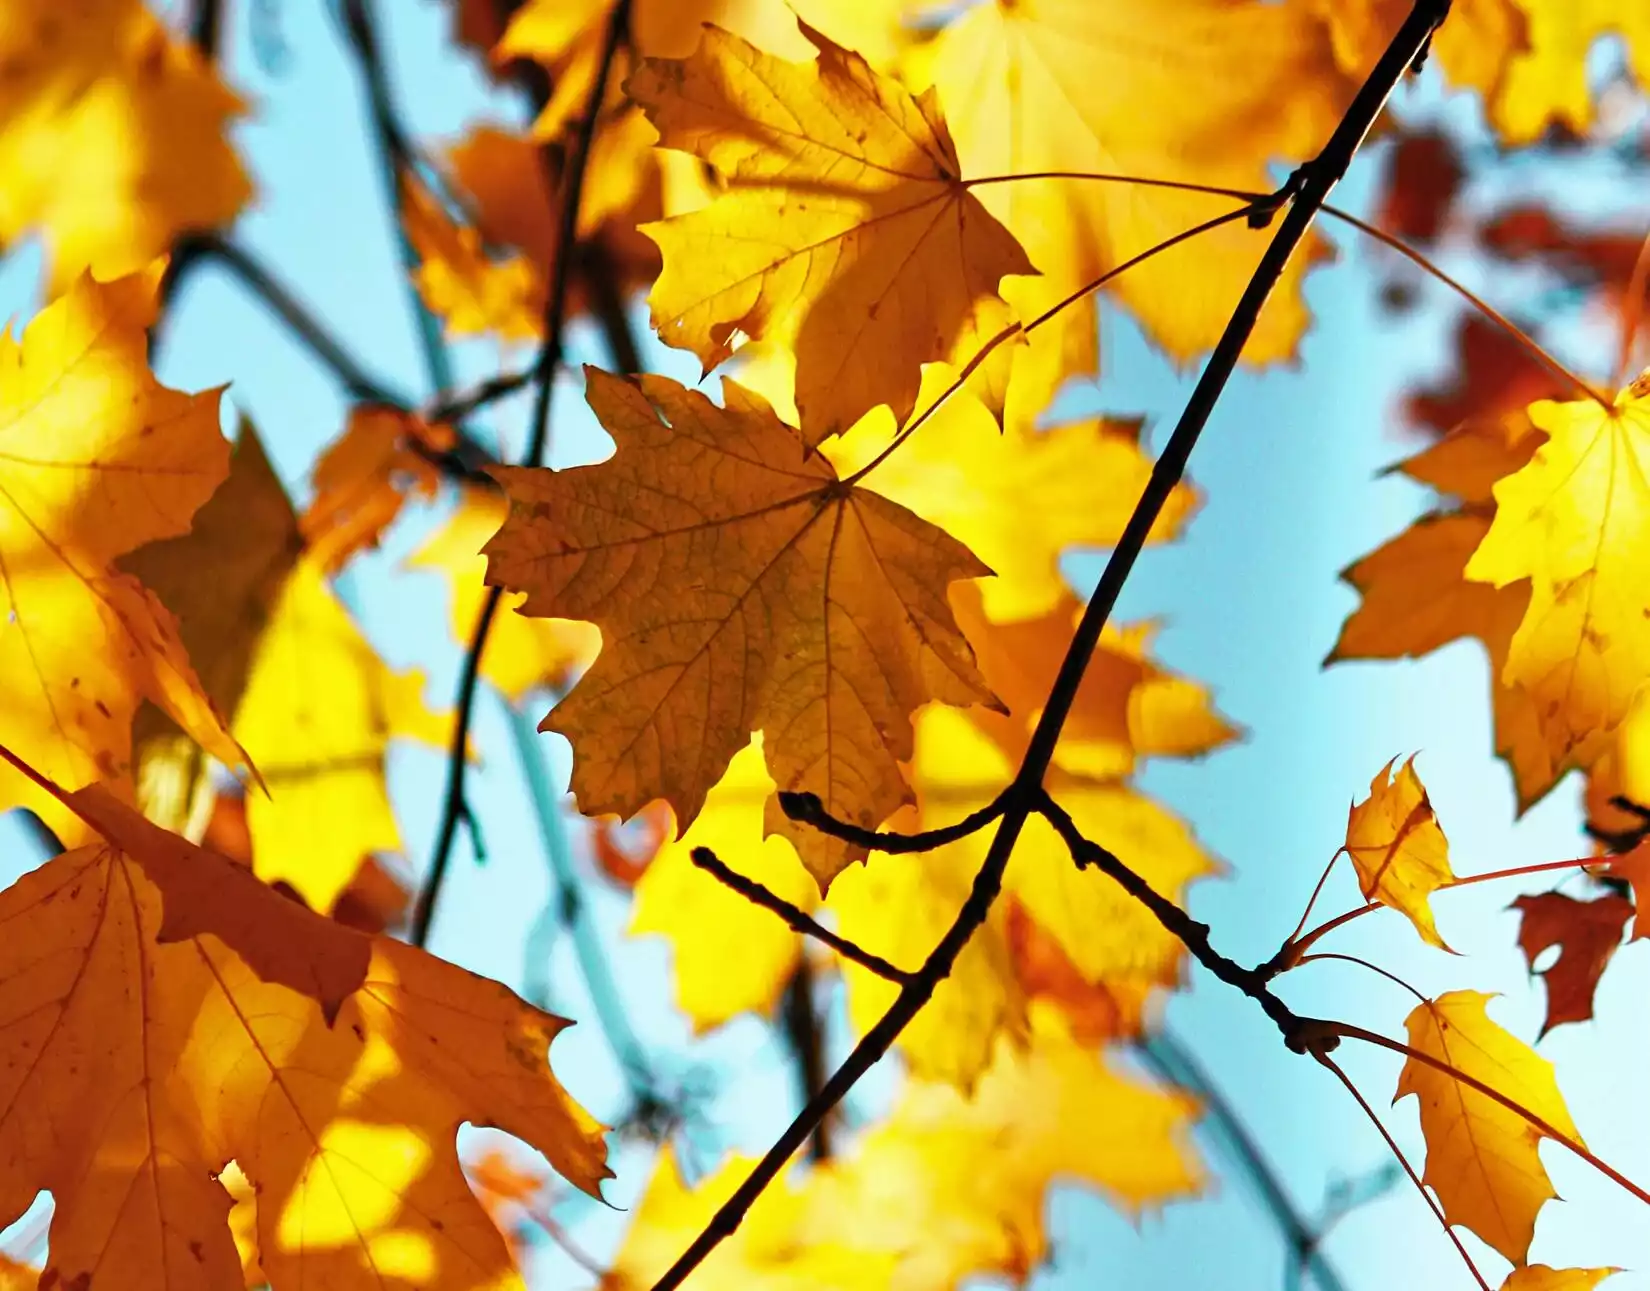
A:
0;0;1645;1289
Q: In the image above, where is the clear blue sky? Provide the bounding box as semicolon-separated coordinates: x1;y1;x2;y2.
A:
1;3;1647;1288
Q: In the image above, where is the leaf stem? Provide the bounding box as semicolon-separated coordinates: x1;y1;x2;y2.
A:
413;0;632;946
691;847;913;983
1319;205;1613;408
842;202;1258;490
647;8;1449;1285
1613;223;1650;389
964;169;1266;202
1313;1051;1492;1291
1294;953;1428;1004
1280;854;1603;964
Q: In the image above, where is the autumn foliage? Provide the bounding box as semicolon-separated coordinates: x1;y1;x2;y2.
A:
1;0;1650;1289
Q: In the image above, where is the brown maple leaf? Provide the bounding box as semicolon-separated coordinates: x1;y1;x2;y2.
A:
483;367;995;889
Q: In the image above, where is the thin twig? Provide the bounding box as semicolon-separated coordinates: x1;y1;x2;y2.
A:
424;368;536;425
1314;1052;1492;1291
507;699;655;1098
336;0;456;393
775;790;1008;856
1039;793;1315;1050
413;0;633;948
691;847;914;984
644;10;1448;1287
1138;1031;1351;1291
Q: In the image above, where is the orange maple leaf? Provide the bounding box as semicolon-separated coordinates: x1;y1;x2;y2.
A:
1344;756;1457;949
483;368;995;888
1396;990;1583;1264
0;270;246;835
0;762;610;1289
628;22;1034;446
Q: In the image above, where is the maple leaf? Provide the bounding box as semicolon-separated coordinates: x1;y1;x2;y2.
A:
822;364;1202;623
1511;891;1633;1034
1465;376;1650;783
405;178;545;342
235;556;452;914
1374;129;1466;245
627;22;1034;446
302;405;456;572
914;0;1352;415
1482;2;1650;145
631;737;815;1031
608;1006;1201;1291
0;0;250;292
1343;756;1456;948
1328;409;1570;806
406;124;670;345
952;580;1239;781
483;368;995;888
409;487;601;703
0;832;609;1287
0;270;245;836
1315;0;1530;116
1606;843;1650;940
1396;990;1584;1264
1501;1270;1619;1291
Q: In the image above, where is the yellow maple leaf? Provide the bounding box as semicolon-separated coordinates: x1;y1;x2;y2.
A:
1465;378;1650;785
631;737;815;1031
0;776;609;1290
404;179;544;342
1314;0;1530;109
409;487;602;703
609;1005;1200;1291
235;556;451;914
1501;1269;1619;1291
796;1006;1202;1287
1343;756;1456;949
913;0;1352;414
0;0;250;292
1484;1;1650;145
822;363;1201;622
483;369;994;889
1397;990;1584;1265
0;270;244;835
628;23;1034;446
951;580;1239;781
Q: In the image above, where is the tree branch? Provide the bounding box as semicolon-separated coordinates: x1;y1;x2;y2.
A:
776;789;1007;855
1038;792;1317;1050
780;960;833;1162
412;0;633;949
335;0;456;394
691;847;914;984
646;7;1450;1287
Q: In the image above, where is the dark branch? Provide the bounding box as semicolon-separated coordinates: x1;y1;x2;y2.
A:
1038;793;1321;1052
412;0;634;948
643;7;1449;1285
780;960;833;1161
424;368;536;425
777;790;1006;855
691;847;914;984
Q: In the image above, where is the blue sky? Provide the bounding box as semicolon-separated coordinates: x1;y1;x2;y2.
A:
2;2;1648;1288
